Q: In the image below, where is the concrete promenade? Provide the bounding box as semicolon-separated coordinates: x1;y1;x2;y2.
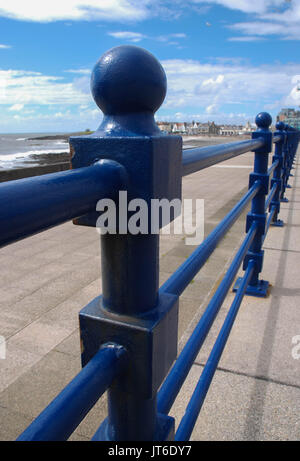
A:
0;146;299;440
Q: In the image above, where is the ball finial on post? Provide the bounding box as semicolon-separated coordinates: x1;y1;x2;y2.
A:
276;121;285;131
90;45;167;135
255;112;272;130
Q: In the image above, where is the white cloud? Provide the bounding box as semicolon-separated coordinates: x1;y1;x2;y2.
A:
0;0;284;24
0;44;11;49
2;51;300;130
160;58;300;119
156;111;252;124
227;1;300;40
261;1;300;23
228;36;265;42
196;0;288;14
285;75;300;105
202;74;224;86
0;1;296;44
8;103;24;111
1;104;102;132
108;31;146;42
0;0;151;22
64;68;91;74
191;0;285;14
229;20;300;40
205;103;219;114
0;1;289;28
2;58;299;116
108;30;187;44
0;69;91;105
72;76;90;94
292;75;300;84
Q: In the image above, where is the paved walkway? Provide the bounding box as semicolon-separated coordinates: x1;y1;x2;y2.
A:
0;147;299;440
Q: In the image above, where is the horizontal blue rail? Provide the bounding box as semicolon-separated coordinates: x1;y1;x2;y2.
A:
157;222;258;415
268;159;279;176
174;259;256;441
265;183;277;211
182;138;264;176
160;182;260;297
273;135;283;143
17;344;127;441
0;160;124;248
264;206;277;243
0;133;286;249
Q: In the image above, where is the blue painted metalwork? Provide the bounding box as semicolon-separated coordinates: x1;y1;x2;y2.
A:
157;222;258;415
285;126;293;185
233;112;272;297
264;183;277;211
1;45;296;442
160;181;260;297
175;260;256;441
280;124;299;202
73;45;181;441
0;160;125;248
264;206;277;242
267;159;279;176
280;124;292;201
182;138;264;176
17;344;128;441
270;122;285;226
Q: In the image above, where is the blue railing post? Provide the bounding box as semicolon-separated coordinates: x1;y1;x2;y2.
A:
234;112;273;297
69;45;182;441
286;125;293;186
288;126;297;178
292;128;297;163
280;124;290;202
270;121;285;227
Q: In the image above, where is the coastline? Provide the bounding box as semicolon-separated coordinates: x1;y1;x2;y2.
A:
26;132;250;143
0;133;251;182
0;162;70;182
26;130;94;142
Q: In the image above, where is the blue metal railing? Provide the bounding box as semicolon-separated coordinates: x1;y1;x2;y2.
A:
0;45;299;441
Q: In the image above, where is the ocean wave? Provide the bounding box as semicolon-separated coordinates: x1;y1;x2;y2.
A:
0;148;68;163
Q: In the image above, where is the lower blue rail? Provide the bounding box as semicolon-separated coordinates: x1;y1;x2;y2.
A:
17;344;127;441
157;222;258;415
175;259;255;441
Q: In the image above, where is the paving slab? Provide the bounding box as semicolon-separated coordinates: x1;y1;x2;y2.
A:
0;406;32;441
0;351;81;419
0;343;42;393
169;364;300;441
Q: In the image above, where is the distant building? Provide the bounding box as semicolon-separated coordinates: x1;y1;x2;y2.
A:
238;121;254;135
195;121;219;135
220;124;243;136
157;120;252;136
172;122;187;134
187;121;200;135
277;108;300;130
156;121;173;133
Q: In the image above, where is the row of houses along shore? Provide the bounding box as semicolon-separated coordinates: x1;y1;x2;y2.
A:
156;120;255;136
157;108;300;136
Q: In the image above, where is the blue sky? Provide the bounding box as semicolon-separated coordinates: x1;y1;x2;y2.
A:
0;0;300;132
